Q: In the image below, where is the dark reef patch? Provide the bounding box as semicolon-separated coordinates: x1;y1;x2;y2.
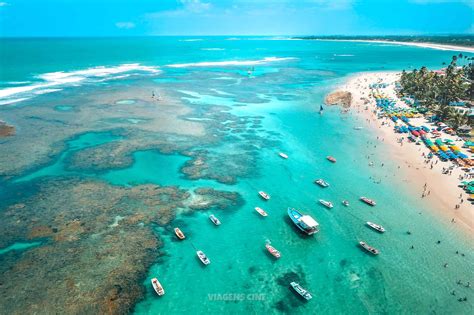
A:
0;120;15;137
0;178;242;314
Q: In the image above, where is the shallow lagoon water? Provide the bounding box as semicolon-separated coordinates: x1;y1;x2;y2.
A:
0;37;472;314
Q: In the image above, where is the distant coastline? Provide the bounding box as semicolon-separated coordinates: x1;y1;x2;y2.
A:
296;35;474;53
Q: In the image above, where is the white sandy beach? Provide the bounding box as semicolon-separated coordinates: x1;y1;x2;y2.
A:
334;72;474;234
316;39;474;53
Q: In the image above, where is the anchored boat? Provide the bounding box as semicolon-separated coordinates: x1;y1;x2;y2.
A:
366;221;385;233
258;191;270;200
359;241;380;255
255;207;268;217
151;278;165;296
315;179;329;187
209;214;221;226
288;208;319;235
196;250;211;265
265;243;281;258
342;200;350;207
279;152;288;159
290;282;312;300
174;227;186;240
360;196;376;206
319;199;333;209
327;156;337;163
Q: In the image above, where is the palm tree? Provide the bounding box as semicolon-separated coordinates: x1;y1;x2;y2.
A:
447;111;469;130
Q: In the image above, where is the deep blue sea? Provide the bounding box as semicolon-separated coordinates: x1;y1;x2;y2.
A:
0;37;472;314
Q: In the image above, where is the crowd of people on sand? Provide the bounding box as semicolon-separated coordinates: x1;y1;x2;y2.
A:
344;75;473;303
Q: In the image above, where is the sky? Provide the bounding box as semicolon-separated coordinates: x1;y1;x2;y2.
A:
0;0;473;37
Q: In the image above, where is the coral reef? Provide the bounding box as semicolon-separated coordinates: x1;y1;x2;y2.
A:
0;178;241;314
0;120;15;137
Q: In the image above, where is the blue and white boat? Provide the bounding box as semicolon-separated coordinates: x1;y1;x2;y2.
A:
288;208;319;235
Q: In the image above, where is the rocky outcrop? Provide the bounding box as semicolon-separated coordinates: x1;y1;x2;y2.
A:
325;91;352;108
0;121;15;137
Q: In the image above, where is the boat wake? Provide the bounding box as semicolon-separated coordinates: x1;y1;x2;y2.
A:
0;63;161;105
166;57;297;68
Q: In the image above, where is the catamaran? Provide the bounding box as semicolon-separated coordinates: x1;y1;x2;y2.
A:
174;227;185;240
258;191;270;200
265;243;281;258
288;208;319;235
209;214;221;226
327;156;337;163
360;196;376;206
366;221;385;233
196;250;211;265
255;207;268;217
319;199;333;209
315;179;329;187
290;282;312;300
151;278;165;296
279;152;288;159
359;241;380;255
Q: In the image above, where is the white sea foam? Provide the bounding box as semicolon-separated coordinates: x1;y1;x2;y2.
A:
167;57;297;68
180;39;204;42
201;48;225;51
33;88;62;95
0;63;160;103
0;98;31;105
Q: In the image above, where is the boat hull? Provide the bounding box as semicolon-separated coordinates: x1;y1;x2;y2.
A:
174;228;185;240
287;208;318;235
151;278;165;296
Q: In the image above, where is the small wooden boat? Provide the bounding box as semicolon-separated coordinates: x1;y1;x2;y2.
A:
319;199;333;209
196;250;211;265
290;282;312;300
279;152;288;159
265;243;281;258
209;214;221;226
258;191;270;200
174;227;185;240
151;278;165;296
359;241;380;255
366;221;385;233
255;207;268;217
360;196;376;206
342;200;350;207
315;179;329;187
327;156;337;163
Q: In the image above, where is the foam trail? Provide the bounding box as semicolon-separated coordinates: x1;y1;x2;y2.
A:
167;57;297;68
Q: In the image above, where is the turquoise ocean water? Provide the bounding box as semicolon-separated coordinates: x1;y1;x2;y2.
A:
0;37;473;314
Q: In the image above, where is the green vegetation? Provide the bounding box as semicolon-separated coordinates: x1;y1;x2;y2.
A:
295;35;474;47
398;54;473;131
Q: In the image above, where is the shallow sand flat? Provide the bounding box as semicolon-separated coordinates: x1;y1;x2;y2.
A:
336;72;474;234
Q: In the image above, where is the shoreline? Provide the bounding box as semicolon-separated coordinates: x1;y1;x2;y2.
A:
311;39;474;53
333;71;474;235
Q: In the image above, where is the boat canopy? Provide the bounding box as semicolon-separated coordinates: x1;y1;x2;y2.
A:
300;215;319;228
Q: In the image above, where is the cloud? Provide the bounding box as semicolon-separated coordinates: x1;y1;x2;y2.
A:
180;0;212;13
115;22;136;29
0;2;9;7
145;0;212;19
